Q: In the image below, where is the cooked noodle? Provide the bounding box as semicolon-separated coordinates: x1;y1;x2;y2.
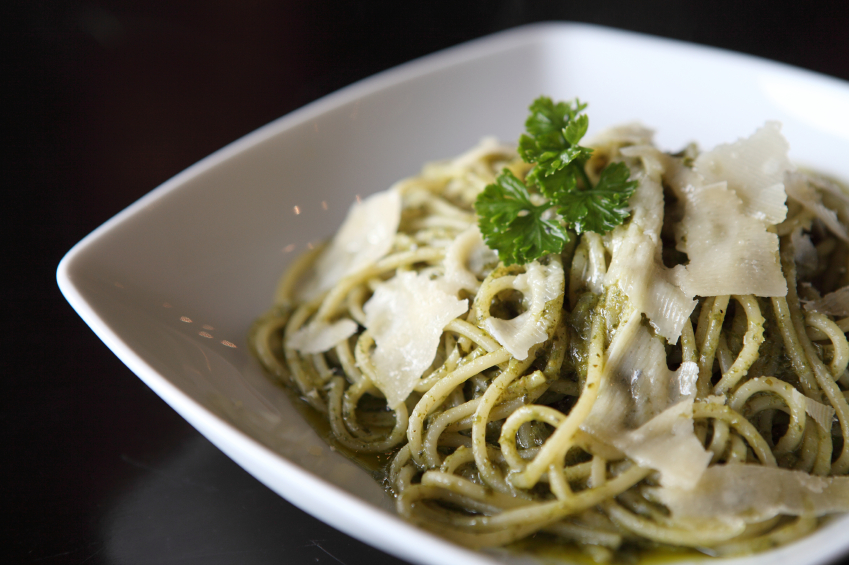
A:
250;127;849;560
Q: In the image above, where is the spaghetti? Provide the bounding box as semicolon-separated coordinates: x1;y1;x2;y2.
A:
251;124;849;561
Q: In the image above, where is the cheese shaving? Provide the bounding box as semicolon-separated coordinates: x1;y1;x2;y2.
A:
785;171;849;242
483;260;564;360
582;322;709;489
694;121;790;224
364;271;468;408
655;464;849;522
673;181;787;297
804;286;849;317
298;188;401;301
443;225;494;293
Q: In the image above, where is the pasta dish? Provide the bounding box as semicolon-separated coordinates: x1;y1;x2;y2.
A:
250;99;849;562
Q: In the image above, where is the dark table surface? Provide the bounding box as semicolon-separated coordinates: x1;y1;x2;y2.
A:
8;1;849;564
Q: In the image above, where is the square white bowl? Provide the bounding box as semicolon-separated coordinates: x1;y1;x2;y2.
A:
58;22;849;565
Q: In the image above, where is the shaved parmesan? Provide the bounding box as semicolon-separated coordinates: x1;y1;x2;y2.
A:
443;225;495;293
812;175;849;232
484;260;564;360
286;319;358;354
800;391;837;431
673;181;787;297
584;233;607;295
298;189;401;301
694;121;790;224
619;144;667;187
785;171;849;242
791;227;818;272
582;323;709;488
364;271;468;408
663;123;795;298
655;463;849;522
606;164;695;342
595;325;699;426
803;286;849;317
618;398;711;489
608;233;694;341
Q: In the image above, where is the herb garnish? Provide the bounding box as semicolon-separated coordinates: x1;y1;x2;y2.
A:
475;96;638;266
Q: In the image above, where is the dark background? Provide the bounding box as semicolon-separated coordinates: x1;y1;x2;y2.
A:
7;1;849;564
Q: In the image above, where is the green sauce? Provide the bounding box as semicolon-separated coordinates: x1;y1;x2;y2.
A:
508;533;709;565
276;381;398;485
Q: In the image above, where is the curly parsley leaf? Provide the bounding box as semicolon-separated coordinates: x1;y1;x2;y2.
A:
557;162;637;234
521;139;593;178
475;96;638;265
563;113;589;146
475;170;570;266
524;97;587;137
519;97;593;178
529;165;578;201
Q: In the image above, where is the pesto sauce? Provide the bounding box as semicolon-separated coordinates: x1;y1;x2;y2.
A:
249;311;399;484
269;365;398;486
507;533;709;565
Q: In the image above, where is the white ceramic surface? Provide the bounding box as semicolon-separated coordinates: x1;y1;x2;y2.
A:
58;22;849;565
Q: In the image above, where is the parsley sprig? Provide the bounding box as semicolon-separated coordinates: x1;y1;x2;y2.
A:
475;96;637;266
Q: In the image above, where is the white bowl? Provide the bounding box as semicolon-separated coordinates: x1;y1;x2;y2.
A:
58;22;849;565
